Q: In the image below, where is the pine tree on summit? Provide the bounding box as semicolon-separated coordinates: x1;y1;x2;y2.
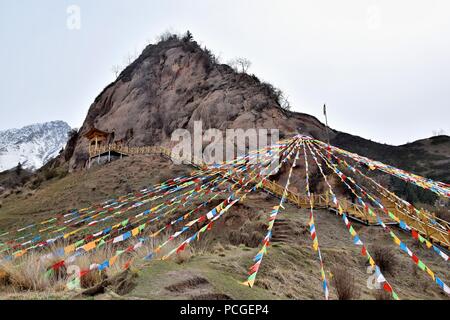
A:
183;30;193;42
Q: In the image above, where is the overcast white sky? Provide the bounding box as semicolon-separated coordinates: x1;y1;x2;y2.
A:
0;0;449;145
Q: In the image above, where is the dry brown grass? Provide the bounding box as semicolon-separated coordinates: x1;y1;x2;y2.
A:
0;252;66;292
172;249;192;264
0;235;164;296
0;268;11;286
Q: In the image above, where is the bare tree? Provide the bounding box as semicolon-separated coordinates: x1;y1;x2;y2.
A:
228;57;252;73
279;93;291;111
123;52;135;66
432;129;446;136
111;65;122;79
156;29;180;42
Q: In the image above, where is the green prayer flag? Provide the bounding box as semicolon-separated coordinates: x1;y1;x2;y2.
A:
75;239;85;247
417;260;426;271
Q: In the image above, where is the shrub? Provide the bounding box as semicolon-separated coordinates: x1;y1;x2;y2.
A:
1;253;57;291
156;30;180;43
373;290;392;300
0;269;11;286
43;168;58;181
331;267;359;300
80;270;107;289
372;245;396;274
64;128;79;161
31;176;44;189
173;249;192;264
259;81;291;111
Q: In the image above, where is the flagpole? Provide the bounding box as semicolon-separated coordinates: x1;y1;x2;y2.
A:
323;104;330;147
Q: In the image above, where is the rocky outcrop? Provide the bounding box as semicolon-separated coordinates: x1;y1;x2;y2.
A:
65;37;331;171
63;35;450;189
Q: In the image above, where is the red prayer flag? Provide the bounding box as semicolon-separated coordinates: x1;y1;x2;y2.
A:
123;260;131;270
176;242;187;254
52;260;65;270
383;282;392;293
249;263;260;273
80;270;90;277
361;246;367;256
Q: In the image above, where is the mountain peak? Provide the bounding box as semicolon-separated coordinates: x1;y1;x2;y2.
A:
66;35;329;170
0;121;71;171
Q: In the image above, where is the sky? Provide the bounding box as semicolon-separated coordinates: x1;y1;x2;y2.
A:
0;0;449;145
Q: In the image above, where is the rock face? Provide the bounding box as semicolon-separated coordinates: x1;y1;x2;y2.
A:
66;37;331;171
64;36;450;186
0;121;71;171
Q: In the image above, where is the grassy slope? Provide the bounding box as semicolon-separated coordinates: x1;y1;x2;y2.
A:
0;157;449;300
122;197;449;300
0;155;191;230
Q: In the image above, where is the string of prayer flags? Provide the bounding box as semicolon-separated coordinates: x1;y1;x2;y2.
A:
146;144;295;261
313;139;450;198
244;146;300;288
313;142;450;263
302;141;329;300
306;140;399;300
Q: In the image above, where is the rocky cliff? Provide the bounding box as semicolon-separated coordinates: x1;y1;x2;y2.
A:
65;36;332;170
63;35;450;187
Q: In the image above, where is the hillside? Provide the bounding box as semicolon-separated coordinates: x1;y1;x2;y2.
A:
55;35;449;188
0;34;449;301
62;35;333;171
332;133;450;184
0;155;448;301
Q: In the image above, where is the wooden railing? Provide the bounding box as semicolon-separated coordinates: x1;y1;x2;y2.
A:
269;181;449;248
89;143;206;170
90;143;450;248
214;167;450;249
260;178;378;224
379;194;450;248
89;144;169;158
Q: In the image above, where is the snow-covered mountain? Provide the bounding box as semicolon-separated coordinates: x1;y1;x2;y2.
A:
0;121;71;172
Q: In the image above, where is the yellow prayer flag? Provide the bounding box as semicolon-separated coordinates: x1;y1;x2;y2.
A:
426;267;435;280
313;240;319;251
83;241;96;252
109;255;118;266
132;227;140;237
241;280;255;288
64;244;76;254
